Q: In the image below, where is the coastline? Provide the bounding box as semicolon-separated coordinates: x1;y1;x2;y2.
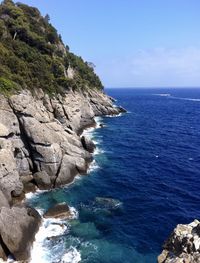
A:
0;88;125;262
27;116;104;263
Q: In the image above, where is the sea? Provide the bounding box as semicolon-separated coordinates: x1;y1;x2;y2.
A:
26;88;200;263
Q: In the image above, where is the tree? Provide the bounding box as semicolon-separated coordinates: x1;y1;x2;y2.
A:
2;0;14;5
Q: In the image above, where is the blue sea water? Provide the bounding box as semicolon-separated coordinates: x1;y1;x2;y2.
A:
28;88;200;263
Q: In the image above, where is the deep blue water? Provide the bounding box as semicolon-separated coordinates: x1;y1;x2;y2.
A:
28;88;200;263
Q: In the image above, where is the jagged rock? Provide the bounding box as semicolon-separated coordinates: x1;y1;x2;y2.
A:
0;149;23;200
33;171;52;190
81;136;96;153
0;206;41;261
44;203;72;219
0;89;123;198
117;106;127;113
158;220;200;263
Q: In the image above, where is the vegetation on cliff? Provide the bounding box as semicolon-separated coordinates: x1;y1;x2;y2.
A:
0;0;103;95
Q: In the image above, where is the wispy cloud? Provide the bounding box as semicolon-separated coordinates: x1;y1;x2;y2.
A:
96;47;200;87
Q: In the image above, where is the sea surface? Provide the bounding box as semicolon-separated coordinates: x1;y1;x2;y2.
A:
27;88;200;263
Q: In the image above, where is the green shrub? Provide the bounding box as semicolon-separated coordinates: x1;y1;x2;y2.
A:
0;0;103;96
0;77;20;96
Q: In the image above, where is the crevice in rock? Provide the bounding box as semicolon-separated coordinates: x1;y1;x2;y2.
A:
0;132;15;139
8;101;38;175
53;155;63;188
16;112;34;118
0;234;14;260
33;142;52;147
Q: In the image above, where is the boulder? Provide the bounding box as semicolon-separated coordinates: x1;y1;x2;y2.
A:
44;203;71;219
33;171;52;190
81;136;96;153
54;155;79;187
0;206;41;261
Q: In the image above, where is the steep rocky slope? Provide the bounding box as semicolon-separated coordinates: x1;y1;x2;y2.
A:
158;220;200;263
0;87;124;261
0;1;126;261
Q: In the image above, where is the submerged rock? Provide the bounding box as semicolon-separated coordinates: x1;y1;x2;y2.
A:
158;220;200;263
44;203;72;219
95;197;123;209
70;221;100;239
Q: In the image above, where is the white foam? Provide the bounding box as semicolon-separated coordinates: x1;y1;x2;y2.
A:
25;192;35;200
25;189;48;200
69;206;79;219
82;126;95;136
61;247;81;263
88;160;100;172
94;147;105;155
94;116;103;123
30;206;79;263
105;112;122;117
30;219;67;263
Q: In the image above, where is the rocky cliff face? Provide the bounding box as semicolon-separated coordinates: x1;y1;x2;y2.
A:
0;88;124;261
158;220;200;263
0;1;126;260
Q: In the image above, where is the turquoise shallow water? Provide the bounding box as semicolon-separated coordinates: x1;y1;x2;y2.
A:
27;88;200;263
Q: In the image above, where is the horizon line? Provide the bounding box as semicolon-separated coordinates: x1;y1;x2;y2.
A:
105;86;200;89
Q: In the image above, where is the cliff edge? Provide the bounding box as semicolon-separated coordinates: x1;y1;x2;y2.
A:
158;220;200;263
0;0;126;261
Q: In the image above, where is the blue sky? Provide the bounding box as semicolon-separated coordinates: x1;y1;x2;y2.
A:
13;0;200;87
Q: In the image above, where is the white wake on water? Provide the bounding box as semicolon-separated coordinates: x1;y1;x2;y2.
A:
153;93;200;102
153;93;171;97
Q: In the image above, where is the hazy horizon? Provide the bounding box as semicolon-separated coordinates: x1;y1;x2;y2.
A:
106;86;200;89
12;0;200;88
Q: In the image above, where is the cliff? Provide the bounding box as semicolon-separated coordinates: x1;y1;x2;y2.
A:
158;220;200;263
0;1;126;261
0;88;124;261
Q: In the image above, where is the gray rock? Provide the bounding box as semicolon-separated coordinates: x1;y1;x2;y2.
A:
33;171;52;190
0;190;9;209
158;220;200;263
0;206;41;261
54;155;78;187
0;149;23;200
44;203;71;219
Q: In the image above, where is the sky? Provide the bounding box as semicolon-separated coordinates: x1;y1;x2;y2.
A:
12;0;200;88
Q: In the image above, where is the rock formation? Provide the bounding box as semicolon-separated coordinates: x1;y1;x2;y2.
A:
0;1;126;261
44;203;71;219
0;87;124;261
158;220;200;263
